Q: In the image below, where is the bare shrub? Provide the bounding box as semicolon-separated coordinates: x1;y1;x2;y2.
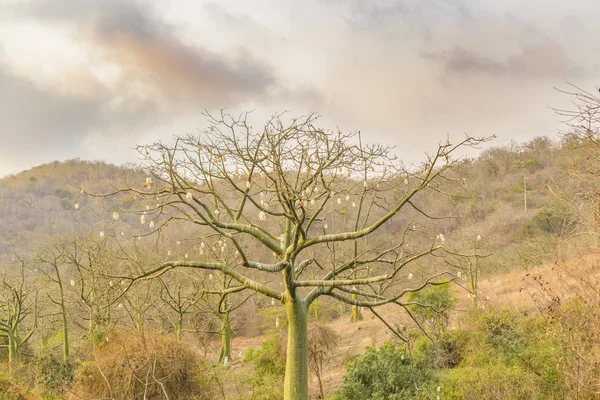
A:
72;330;218;400
307;324;338;399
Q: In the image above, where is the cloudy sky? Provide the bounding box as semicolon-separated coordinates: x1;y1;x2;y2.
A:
0;0;598;177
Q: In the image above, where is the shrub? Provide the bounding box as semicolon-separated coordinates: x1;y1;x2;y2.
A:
244;335;286;378
72;330;218;400
413;330;469;369
0;372;41;400
441;365;539;400
308;324;338;399
407;283;456;337
243;334;286;400
455;309;567;398
59;199;71;210
333;340;436;400
33;354;73;394
521;203;576;238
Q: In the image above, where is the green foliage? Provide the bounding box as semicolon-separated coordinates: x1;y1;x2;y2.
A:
441;365;539;400
243;335;286;400
53;189;72;199
333;340;436;400
407;283;455;336
521;203;574;238
59;199;71;210
244;335;286;378
444;309;568;399
33;354;73;394
413;330;469;369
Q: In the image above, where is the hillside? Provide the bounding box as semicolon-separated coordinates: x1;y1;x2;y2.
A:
1;134;599;399
0;136;589;272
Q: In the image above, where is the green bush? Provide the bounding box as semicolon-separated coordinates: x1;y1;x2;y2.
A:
413;330;469;369
407;283;456;337
53;188;72;199
441;365;539;400
243;335;285;399
333;340;437;400
33;354;73;394
454;310;568;398
521;203;575;238
59;199;71;210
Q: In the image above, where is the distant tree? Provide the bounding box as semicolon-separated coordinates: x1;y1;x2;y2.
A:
96;111;488;400
0;258;38;372
553;85;600;243
38;244;71;364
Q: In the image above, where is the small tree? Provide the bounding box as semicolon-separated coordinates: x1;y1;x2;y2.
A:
158;276;203;343
98;111;487;399
552;85;600;245
0;258;38;372
38;243;72;364
307;324;338;399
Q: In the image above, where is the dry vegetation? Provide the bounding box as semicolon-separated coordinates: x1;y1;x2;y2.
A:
2;97;600;399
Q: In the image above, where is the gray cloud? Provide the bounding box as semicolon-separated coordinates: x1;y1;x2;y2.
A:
0;0;289;177
319;0;471;34
0;66;101;151
0;62;158;175
19;0;276;108
422;39;581;80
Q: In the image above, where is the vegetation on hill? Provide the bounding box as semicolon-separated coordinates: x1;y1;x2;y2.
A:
1;88;600;399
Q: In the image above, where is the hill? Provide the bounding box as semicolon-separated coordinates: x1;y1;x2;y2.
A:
1;134;599;399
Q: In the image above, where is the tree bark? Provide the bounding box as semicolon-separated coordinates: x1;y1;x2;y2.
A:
284;296;309;400
59;284;69;363
8;329;18;373
218;312;231;364
351;301;363;322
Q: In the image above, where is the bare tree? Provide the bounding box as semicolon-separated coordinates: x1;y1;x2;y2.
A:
38;243;72;364
552;85;600;244
0;258;38;372
95;111;487;399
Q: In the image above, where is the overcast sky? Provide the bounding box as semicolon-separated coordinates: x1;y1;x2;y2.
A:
0;0;598;177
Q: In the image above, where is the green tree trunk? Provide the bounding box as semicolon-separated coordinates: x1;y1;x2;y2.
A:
7;330;18;373
218;312;231;364
284;297;309;400
351;301;363;322
58;284;69;363
470;241;479;309
176;312;183;342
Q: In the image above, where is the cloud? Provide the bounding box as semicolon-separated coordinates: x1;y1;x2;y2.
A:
0;61;159;175
422;39;581;80
19;0;277;109
0;0;296;177
319;0;471;35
